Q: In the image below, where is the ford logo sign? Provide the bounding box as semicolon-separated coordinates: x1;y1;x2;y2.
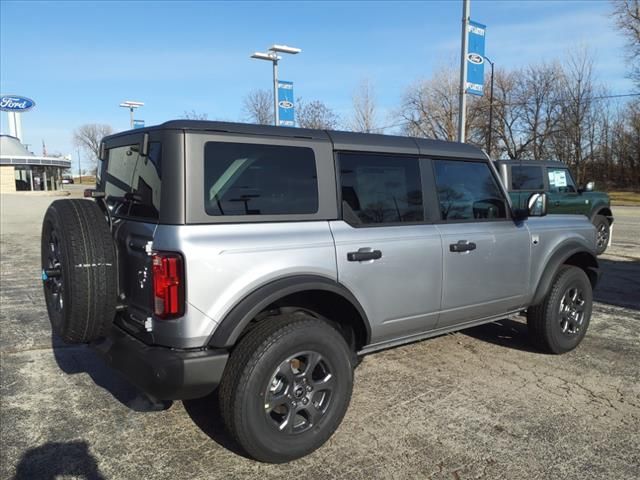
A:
0;95;35;112
467;54;484;65
278;100;294;109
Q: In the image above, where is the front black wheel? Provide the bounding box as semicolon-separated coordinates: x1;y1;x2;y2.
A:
592;214;610;255
218;312;354;463
527;265;593;354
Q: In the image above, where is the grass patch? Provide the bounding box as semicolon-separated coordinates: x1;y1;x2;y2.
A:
609;191;640;206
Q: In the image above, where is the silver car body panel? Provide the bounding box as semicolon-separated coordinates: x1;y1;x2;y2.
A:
141;214;595;349
151;221;337;347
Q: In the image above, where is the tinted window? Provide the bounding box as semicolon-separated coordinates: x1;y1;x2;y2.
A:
434;160;507;221
204;142;318;216
104;142;162;221
511;165;544;190
339;153;423;225
547;167;576;193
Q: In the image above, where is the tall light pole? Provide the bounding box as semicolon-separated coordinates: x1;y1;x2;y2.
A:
251;44;301;126
483;55;495;156
458;0;471;143
119;100;144;129
77;148;82;184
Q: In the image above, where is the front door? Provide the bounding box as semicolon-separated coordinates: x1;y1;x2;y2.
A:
330;152;442;345
432;159;530;328
546;166;589;215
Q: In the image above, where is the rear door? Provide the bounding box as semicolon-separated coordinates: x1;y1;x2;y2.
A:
432;159;530;328
102;135;163;330
330;152;442;345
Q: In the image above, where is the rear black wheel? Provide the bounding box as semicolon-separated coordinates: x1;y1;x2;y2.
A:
527;265;593;354
41;199;117;344
592;214;610;255
218;312;353;463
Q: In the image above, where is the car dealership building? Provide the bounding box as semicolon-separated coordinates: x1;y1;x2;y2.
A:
0;134;71;192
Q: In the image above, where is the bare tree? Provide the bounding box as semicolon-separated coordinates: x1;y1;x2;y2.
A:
296;99;339;129
182;110;208;120
350;79;378;133
612;0;640;86
72;124;113;165
243;89;274;125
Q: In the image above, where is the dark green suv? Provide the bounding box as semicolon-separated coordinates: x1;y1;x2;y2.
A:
495;160;613;254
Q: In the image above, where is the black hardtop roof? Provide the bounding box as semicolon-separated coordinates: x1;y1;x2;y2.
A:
103;120;487;160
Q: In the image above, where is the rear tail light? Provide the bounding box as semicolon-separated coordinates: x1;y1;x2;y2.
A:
151;252;184;319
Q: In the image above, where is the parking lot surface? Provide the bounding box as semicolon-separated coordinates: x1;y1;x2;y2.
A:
1;193;638;479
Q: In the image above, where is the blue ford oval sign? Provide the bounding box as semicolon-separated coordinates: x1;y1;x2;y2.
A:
467;53;484;65
279;100;294;109
0;95;36;112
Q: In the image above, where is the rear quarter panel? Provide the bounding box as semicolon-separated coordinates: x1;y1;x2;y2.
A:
151;222;337;347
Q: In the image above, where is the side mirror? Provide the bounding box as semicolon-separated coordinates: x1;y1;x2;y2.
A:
585;181;594;192
527;192;547;217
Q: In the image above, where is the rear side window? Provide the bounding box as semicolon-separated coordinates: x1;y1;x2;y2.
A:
511;165;544;190
338;153;423;225
104;142;162;221
433;160;507;221
547;167;577;193
204;142;318;216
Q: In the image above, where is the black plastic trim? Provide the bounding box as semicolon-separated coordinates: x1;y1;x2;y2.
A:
208;275;371;349
92;325;228;400
531;245;599;306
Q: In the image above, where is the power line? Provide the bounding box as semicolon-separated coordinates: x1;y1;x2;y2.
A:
370;91;639;134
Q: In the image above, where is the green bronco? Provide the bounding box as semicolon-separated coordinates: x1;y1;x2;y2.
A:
495;160;613;255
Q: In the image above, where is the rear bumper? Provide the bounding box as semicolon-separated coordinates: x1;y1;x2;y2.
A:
92;325;228;400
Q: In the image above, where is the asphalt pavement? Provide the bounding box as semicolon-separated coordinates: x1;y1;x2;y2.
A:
1;192;638;480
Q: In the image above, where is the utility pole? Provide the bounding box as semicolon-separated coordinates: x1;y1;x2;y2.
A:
457;0;470;143
484;56;495;155
273;58;280;126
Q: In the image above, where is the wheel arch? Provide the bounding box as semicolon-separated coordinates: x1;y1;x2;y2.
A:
531;245;599;306
207;275;371;350
591;206;613;224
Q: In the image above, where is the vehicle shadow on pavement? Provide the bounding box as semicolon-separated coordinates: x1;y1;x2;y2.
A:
182;392;250;459
51;333;172;413
593;258;640;311
13;440;105;480
462;318;541;354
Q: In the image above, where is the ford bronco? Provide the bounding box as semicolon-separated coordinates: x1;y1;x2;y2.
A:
41;121;599;463
495;159;613;254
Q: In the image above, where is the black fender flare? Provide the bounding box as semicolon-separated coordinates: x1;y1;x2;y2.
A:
590;205;614;224
531;244;599;306
207;275;371;349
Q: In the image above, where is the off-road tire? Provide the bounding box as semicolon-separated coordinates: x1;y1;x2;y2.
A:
527;265;593;354
41;199;117;343
592;214;610;255
218;312;354;463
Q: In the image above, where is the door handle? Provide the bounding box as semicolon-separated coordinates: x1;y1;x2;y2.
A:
554;201;560;206
347;249;382;262
449;240;477;253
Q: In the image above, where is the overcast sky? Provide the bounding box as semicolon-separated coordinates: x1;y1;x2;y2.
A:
0;0;634;169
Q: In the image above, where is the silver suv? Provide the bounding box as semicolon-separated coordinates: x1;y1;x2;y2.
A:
41;121;599;463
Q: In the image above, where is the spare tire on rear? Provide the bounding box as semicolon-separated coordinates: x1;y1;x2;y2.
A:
41;199;117;344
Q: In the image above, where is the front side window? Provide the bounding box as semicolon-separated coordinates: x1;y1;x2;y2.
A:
204;142;318;216
434;160;507;221
547;167;576;193
339;153;423;225
511;165;544;190
104;142;162;220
